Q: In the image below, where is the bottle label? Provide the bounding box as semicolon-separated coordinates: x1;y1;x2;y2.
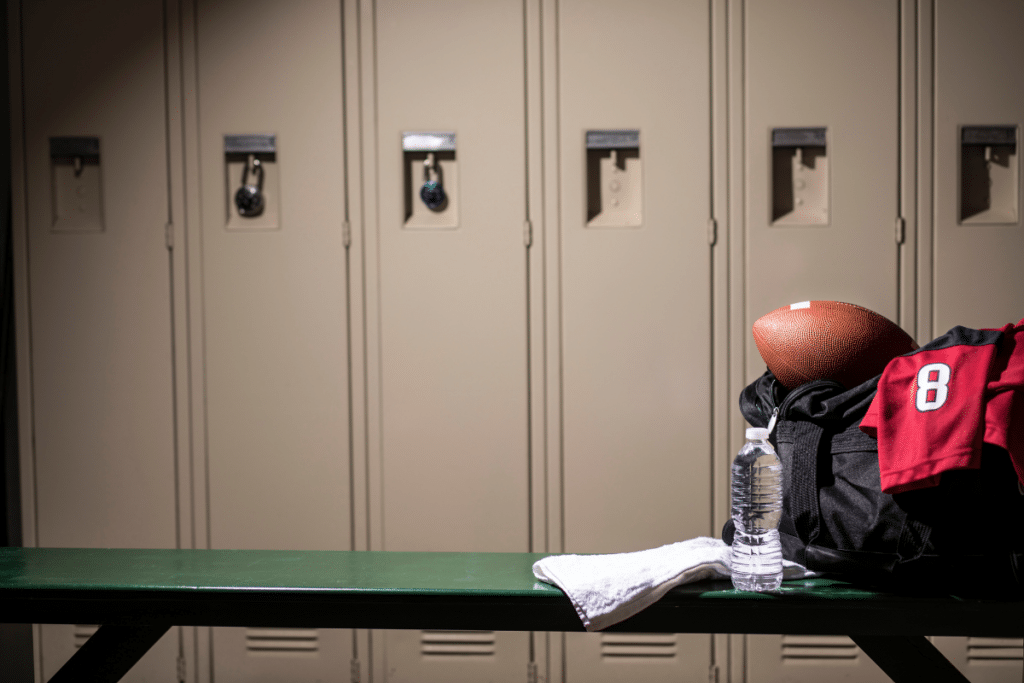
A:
750;454;782;531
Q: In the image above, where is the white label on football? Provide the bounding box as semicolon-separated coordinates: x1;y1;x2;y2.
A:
790;301;811;310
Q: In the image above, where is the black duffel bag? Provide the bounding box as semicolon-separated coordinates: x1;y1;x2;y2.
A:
722;369;1024;595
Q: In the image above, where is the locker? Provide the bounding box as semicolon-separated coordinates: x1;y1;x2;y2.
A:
929;3;1024;680
554;0;714;681
743;0;901;383
193;0;352;680
368;1;531;682
17;0;180;680
20;0;177;567
740;1;900;681
932;0;1024;335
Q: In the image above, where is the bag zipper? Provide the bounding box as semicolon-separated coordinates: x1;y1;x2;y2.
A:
775;379;845;419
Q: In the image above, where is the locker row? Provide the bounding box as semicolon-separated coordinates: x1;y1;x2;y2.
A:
8;0;1023;682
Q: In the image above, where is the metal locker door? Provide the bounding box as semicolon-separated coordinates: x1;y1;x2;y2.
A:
369;1;530;682
193;0;352;680
741;1;899;681
931;0;1024;336
17;0;179;680
743;0;901;384
931;8;1024;681
556;0;713;681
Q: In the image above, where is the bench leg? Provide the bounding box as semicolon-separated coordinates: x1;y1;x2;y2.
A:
851;635;970;683
48;623;172;683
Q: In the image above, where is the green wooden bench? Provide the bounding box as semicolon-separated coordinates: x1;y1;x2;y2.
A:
1;547;1021;683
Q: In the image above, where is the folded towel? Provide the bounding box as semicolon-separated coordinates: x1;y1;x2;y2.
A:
533;536;817;631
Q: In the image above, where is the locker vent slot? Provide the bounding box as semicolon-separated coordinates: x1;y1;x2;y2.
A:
420;631;496;656
245;628;319;654
73;625;99;649
600;633;677;658
781;635;859;661
967;637;1024;662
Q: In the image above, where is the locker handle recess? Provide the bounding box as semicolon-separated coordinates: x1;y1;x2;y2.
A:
402;131;458;228
50;136;103;232
224;134;278;229
771;127;828;225
960;125;1018;224
586;129;642;228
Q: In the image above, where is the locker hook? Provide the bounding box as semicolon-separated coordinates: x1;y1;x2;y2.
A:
73;156;83;178
240;155;264;194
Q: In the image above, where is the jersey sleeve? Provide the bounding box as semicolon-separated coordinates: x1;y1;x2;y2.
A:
983;320;1024;486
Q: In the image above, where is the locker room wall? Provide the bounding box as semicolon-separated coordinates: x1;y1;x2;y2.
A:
8;1;1024;683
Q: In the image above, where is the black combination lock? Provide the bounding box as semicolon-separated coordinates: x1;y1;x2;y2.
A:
420;154;447;211
420;180;446;210
234;156;265;217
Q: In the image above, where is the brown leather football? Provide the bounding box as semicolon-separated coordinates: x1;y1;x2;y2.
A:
753;301;918;389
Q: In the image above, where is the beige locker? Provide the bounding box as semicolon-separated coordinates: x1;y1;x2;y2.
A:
929;4;1024;681
16;0;181;680
556;0;713;680
932;0;1024;335
368;0;531;681
193;0;353;680
741;1;900;681
744;0;901;382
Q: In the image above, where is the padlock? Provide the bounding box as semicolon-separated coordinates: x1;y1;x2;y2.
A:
234;156;265;217
420;153;447;211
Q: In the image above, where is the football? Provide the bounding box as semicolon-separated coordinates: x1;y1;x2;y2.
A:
753;301;918;389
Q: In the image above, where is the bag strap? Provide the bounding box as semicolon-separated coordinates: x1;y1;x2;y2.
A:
790;420;824;545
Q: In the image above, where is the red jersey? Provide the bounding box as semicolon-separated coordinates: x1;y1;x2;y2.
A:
860;319;1024;493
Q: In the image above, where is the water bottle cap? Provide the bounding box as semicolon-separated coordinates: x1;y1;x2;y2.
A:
746;427;770;441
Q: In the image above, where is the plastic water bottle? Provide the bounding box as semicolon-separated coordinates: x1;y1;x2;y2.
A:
730;427;783;591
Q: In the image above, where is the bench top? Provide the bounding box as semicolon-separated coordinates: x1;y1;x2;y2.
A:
2;547;1021;636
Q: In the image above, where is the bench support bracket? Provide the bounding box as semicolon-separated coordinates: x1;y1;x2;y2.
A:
48;622;172;683
851;635;970;683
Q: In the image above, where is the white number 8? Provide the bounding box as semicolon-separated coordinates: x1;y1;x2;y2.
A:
915;363;951;412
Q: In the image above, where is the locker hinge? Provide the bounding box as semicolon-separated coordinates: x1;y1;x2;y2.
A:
895;216;905;245
708;218;718;246
165;223;174;251
523;219;533;248
176;655;186;683
709;663;720;683
527;660;539;683
350;658;361;683
343;221;352;249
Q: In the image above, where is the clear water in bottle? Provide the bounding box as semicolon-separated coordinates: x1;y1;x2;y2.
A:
731;427;783;591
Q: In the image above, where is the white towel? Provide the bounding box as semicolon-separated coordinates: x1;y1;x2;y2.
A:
532;536;817;631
